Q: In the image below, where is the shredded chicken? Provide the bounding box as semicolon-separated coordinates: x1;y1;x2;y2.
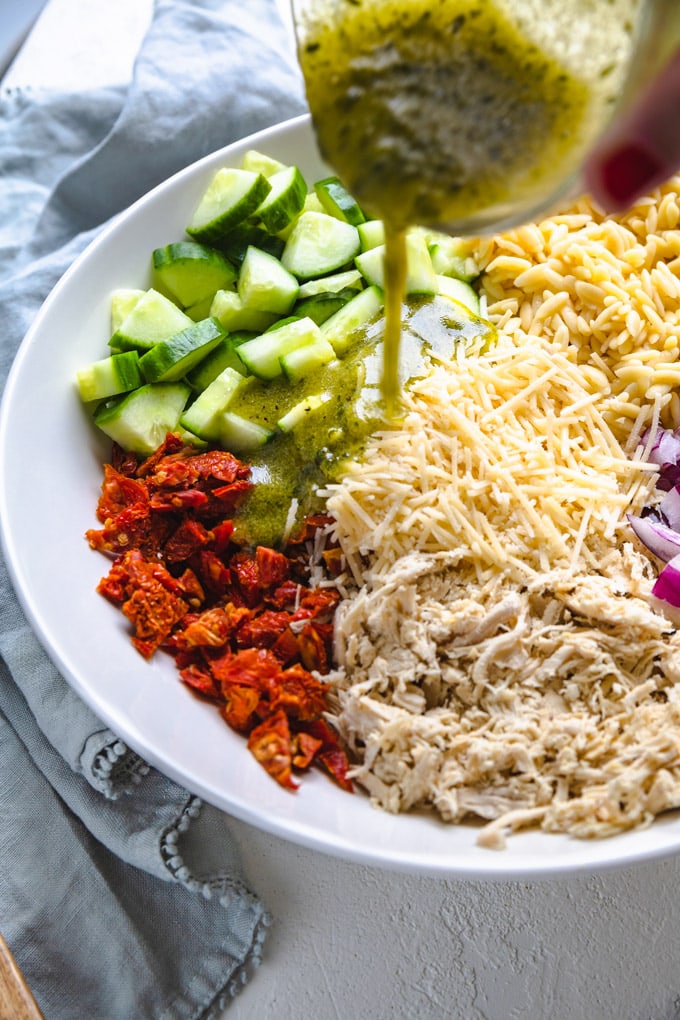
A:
328;547;680;849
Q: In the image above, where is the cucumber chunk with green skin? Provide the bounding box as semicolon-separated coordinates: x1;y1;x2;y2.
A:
355;231;437;294
110;288;194;352
428;235;479;282
184;295;215;322
314;175;366;225
280;338;337;382
93;382;190;456
281;211;361;280
252;165;307;234
218;412;273;453
297;269;363;298
76;351;142;403
152;242;236;307
294;289;356;325
111;288;145;333
210;289;279;333
237;317;321;380
320;284;383;355
435;275;481;315
215;224;285;267
357;219;385;251
180;366;251;440
276;394;330;433
187;168;271;245
237;245;299;315
139;317;226;383
240;149;288;178
186;333;252;390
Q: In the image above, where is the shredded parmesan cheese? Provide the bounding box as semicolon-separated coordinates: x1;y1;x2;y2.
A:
323;329;658;584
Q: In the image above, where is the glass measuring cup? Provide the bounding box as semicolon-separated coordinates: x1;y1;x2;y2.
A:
288;0;679;237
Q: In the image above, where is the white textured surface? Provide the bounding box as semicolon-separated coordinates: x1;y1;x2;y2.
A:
7;3;680;1018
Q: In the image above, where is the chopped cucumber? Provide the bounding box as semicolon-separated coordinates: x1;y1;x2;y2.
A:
139;317;226;383
180;366;251;440
357;219;385;251
253;165;307;234
216;224;285;267
314;176;366;225
277;394;329;433
76;351;142;403
280;338;336;382
240;149;287;177
110;288;194;352
186;333;252;390
428;235;479;282
237;246;299;315
184;295;215;322
356;232;437;294
187;168;271;245
111;288;145;333
210;289;279;333
300;192;326;216
294;289;356;325
265;315;300;332
218;412;273;453
436;275;481;315
152;242;236;307
320;285;383;355
281;211;361;280
297;269;363;298
93;382;190;456
237;317;321;380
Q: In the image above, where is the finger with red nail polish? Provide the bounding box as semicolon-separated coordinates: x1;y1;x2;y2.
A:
585;45;680;213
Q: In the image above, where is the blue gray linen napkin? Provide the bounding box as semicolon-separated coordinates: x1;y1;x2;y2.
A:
0;1;306;1016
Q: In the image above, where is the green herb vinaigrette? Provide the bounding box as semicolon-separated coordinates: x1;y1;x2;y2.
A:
233;297;495;546
297;0;617;412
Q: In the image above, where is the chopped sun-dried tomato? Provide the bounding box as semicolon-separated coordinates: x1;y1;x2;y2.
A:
124;584;188;659
255;545;290;586
96;464;149;521
235;610;292;649
267;579;303;610
268;627;302;666
181;607;234;648
179;661;221;700
297;622;331;673
296;587;341;619
163;518;212;562
194;550;233;597
247;709;298;790
209;646;281;692
88;437;352;794
305;718;354;792
211;519;235;554
292;731;323;769
317;748;354;792
265;664;329;722
221;684;262;732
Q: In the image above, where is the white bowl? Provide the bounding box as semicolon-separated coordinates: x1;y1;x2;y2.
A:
3;114;680;878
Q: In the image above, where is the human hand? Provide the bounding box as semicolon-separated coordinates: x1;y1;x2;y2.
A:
584;46;680;213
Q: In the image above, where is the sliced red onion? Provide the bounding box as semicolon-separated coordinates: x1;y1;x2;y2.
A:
660;486;680;531
643;426;680;466
652;553;680;609
627;512;680;562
